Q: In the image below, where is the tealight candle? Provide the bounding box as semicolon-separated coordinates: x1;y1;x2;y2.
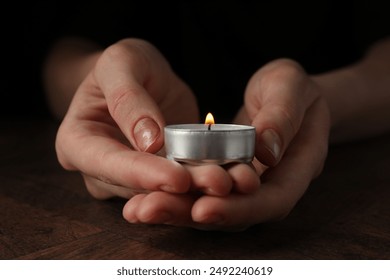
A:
164;113;255;165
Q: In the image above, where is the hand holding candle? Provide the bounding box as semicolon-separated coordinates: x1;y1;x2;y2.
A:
53;37;331;231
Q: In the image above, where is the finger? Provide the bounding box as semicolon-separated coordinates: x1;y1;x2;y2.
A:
191;188;282;228
122;193;148;223
184;163;260;196
56;122;191;193
191;166;306;227
122;191;196;225
94;39;170;153
245;59;319;166
184;164;232;196
83;175;150;200
226;163;260;194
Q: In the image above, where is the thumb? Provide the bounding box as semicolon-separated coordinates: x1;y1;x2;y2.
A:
245;59;318;166
92;41;168;153
92;68;165;153
106;82;165;153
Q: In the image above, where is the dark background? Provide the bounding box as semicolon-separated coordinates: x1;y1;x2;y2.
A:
1;1;389;121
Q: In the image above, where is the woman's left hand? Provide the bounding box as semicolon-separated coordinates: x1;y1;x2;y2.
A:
122;59;331;231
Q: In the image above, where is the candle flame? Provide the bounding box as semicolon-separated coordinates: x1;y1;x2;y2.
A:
204;112;215;125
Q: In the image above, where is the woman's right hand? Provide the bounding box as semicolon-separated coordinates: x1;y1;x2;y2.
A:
55;38;200;199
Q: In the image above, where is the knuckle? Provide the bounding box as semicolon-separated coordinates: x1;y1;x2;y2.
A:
100;39;151;72
102;42;130;61
255;58;307;92
109;86;134;121
119;38;155;50
267;58;306;79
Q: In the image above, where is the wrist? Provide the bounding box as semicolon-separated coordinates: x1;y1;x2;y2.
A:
311;64;366;143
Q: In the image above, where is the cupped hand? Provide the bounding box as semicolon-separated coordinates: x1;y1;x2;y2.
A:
122;59;330;231
55;38;199;199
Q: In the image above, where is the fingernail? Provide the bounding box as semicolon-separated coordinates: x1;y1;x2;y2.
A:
260;129;281;162
134;118;160;152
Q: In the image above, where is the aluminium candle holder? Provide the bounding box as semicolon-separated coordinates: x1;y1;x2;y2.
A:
164;123;255;165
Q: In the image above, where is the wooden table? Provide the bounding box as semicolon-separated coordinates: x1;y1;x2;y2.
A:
1;119;389;260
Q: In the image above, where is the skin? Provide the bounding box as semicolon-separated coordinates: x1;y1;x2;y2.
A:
45;37;390;231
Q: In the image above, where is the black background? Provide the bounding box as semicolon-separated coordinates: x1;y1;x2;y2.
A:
1;1;389;120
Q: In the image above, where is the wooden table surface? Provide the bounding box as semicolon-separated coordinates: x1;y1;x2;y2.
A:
1;119;389;260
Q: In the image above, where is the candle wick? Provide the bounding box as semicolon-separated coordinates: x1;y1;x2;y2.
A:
208;124;211;131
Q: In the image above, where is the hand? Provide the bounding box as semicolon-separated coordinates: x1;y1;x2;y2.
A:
55;38;199;199
122;59;330;231
122;162;261;231
55;38;260;231
210;58;331;227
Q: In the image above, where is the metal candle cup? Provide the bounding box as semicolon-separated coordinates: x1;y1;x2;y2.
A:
164;123;256;165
